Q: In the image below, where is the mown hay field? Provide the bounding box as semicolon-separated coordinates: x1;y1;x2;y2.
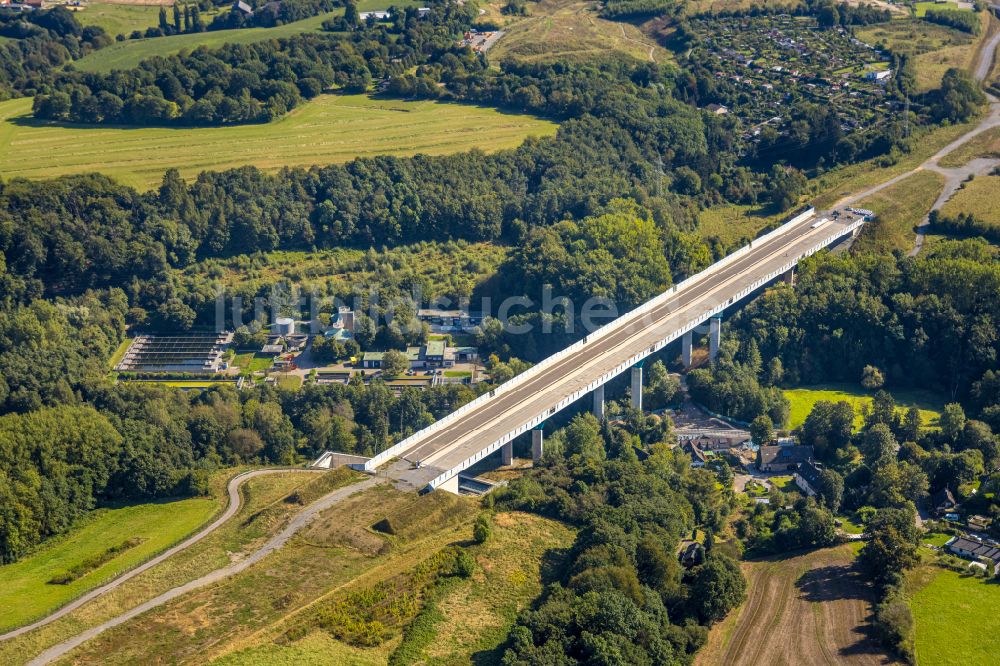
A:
0;94;557;190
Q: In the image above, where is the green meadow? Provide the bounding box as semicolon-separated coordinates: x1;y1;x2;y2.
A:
0;496;218;632
783;383;944;430
0;94;557;190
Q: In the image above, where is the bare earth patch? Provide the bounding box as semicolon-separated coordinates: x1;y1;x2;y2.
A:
696;545;898;666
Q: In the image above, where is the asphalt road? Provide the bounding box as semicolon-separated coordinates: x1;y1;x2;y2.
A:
394;214;860;486
0;468;321;643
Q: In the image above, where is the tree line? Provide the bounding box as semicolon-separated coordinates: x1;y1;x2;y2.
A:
32;3;471;126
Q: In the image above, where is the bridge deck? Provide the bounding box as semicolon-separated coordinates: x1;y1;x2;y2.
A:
379;213;862;490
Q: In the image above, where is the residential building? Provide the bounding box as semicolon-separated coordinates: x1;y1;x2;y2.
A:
930;487;959;517
758;444;813;472
946;536;1000;575
794;461;824;497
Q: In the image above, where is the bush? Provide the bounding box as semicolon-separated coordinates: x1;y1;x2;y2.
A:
454;550;476;578
473;513;492;544
872;584;915;663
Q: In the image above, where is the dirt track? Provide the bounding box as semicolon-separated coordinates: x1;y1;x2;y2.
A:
696;545;898;666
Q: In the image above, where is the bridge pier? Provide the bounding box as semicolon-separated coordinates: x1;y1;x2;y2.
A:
682;330;693;368
631;365;643;410
531;428;544;461
709;317;721;362
783;268;795;286
593;383;605;420
501;441;513;466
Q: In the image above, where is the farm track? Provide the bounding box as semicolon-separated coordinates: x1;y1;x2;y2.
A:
0;469;320;643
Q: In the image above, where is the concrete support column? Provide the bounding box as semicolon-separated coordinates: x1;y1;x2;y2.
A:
501;441;513;466
593;383;605;420
783;268;795;286
631;365;643;411
682;330;693;368
709;317;722;362
531;428;544;461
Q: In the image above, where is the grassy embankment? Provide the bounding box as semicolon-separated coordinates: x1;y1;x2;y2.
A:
0;495;218;633
783;383;944;430
0;469;356;664
939;174;1000;229
211;510;576;665
853;170;946;253
937;126;1000;167
49;484;479;664
0;93;557;190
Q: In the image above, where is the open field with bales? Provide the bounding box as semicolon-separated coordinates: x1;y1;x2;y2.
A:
910;567;1000;665
695;545;894;666
854;170;945;254
783;383;944;430
0;495;218;633
0;94;557;190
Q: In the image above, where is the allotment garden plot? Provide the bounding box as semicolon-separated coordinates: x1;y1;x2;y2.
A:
686;15;896;149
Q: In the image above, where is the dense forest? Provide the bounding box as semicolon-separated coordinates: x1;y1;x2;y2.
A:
33;3;470;125
496;413;745;664
0;6;110;99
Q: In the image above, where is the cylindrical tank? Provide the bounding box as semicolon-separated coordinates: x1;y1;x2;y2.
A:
274;317;295;336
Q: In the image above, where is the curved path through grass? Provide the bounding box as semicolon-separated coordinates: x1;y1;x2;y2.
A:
24;475;380;665
0;468;320;643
